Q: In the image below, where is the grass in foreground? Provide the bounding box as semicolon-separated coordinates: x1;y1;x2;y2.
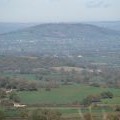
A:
18;84;120;105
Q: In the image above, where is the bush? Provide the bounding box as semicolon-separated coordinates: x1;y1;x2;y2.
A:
90;83;100;87
9;92;20;103
84;113;92;120
81;95;101;106
100;91;113;99
106;113;120;120
45;87;51;91
0;89;6;98
29;109;62;120
81;97;92;106
114;105;120;111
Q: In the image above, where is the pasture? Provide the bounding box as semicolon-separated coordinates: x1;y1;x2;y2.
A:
18;84;120;105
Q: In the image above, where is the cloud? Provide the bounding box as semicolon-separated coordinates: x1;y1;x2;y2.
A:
0;0;119;22
85;0;111;8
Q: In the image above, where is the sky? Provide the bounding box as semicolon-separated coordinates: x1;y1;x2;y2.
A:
0;0;120;23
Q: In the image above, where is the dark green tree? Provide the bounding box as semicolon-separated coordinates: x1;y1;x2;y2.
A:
9;92;20;103
100;91;113;99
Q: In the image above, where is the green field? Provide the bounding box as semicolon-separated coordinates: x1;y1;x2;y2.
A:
3;106;114;119
18;84;120;105
26;106;113;118
102;97;120;104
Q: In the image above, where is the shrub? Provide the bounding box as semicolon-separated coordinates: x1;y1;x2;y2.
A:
81;95;101;106
84;113;92;120
29;109;62;120
105;113;120;120
100;91;113;99
114;105;120;112
9;92;20;103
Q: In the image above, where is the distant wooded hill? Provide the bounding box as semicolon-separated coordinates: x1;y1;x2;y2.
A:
0;23;120;56
87;21;120;31
0;22;36;34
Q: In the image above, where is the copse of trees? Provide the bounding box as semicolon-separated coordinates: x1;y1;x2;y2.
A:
100;91;113;99
9;92;20;103
0;77;38;91
114;105;120;112
0;56;120;93
81;95;101;106
0;89;6;98
82;91;114;106
1;60;120;89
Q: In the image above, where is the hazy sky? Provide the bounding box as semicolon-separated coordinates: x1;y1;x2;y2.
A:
0;0;120;23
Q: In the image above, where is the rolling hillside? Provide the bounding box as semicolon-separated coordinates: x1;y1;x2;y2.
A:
0;23;120;56
88;21;120;31
0;22;36;34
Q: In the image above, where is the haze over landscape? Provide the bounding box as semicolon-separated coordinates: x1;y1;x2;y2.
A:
0;0;120;23
0;0;120;120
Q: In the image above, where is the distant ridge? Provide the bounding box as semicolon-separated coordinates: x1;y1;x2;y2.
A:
0;22;37;34
0;23;120;56
87;21;120;31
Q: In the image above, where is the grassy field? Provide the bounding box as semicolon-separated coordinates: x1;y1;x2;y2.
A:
3;106;114;119
1;84;120;119
102;97;120;104
18;84;120;105
26;106;113;118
